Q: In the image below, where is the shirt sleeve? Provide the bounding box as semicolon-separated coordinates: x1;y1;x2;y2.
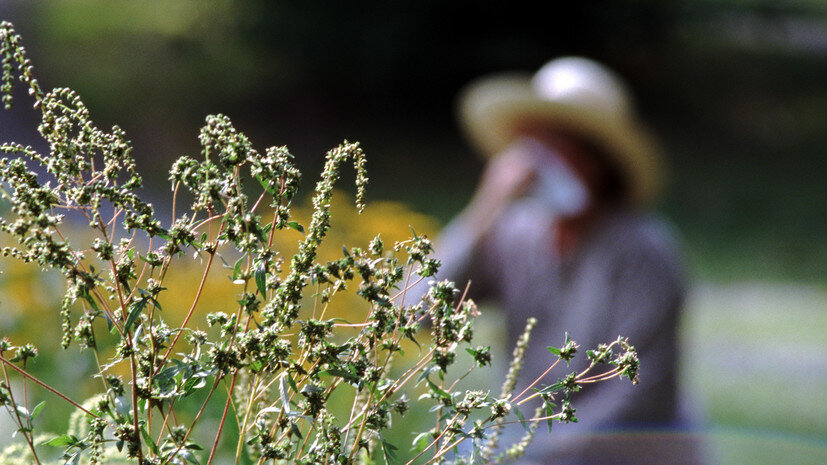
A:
574;244;685;427
524;245;688;462
608;246;685;355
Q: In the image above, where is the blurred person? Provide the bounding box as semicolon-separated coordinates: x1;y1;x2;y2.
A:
426;57;706;464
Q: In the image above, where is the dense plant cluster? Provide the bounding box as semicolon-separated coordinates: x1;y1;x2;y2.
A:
0;21;638;464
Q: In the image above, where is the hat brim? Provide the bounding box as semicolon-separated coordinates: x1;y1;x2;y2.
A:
457;73;662;204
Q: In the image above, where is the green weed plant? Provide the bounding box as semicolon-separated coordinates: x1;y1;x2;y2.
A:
0;21;638;465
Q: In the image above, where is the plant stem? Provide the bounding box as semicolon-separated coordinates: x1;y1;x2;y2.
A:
207;372;238;465
0;360;42;464
154;247;216;376
155;398;178;446
513;359;560;406
404;411;462;465
130;354;143;461
421;437;464;465
345;386;375;465
0;355;106;423
234;373;261;465
162;375;222;465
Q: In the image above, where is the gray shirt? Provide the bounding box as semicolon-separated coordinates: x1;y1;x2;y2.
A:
431;198;704;464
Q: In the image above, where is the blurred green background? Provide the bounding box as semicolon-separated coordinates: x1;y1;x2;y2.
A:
0;1;825;463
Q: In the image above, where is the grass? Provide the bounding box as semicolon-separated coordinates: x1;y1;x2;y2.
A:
706;427;827;465
681;281;827;464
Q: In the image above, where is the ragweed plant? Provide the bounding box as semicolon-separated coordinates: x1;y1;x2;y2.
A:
0;21;638;465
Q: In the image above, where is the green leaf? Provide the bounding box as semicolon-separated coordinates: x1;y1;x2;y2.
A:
124;297;149;333
81;290;100;313
381;437;398;463
182;375;207;394
286;221;304;234
13;426;32;436
290;421;303;439
113;396;130;417
255;265;267;297
425;376;451;401
286;373;299;393
30;400;46;420
65;450;82;465
278;375;291;414
14;405;29;418
43;434;81;447
321;368;359;384
412;432;430;452
256;175;277;196
545;380;566;393
513;407;530;433
140;424;159;454
232;255;245;281
405;330;422;351
547;346;562;356
415;365;439;385
178;449;200;465
155;364;182;382
544;402;556;433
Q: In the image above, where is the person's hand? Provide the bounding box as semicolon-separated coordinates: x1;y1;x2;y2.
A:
473;142;540;208
461;140;541;239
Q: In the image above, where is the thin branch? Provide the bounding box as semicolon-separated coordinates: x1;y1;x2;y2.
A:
154;248;216;376
0;355;107;424
514;359;560;406
207;373;239;465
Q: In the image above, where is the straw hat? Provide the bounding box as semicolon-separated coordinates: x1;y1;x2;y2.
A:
457;57;662;204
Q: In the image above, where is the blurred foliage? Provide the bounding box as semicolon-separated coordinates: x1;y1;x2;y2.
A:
26;1;261;122
0;2;823;272
5;0;819;282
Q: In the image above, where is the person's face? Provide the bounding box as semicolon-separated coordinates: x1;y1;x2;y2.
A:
515;124;608;200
